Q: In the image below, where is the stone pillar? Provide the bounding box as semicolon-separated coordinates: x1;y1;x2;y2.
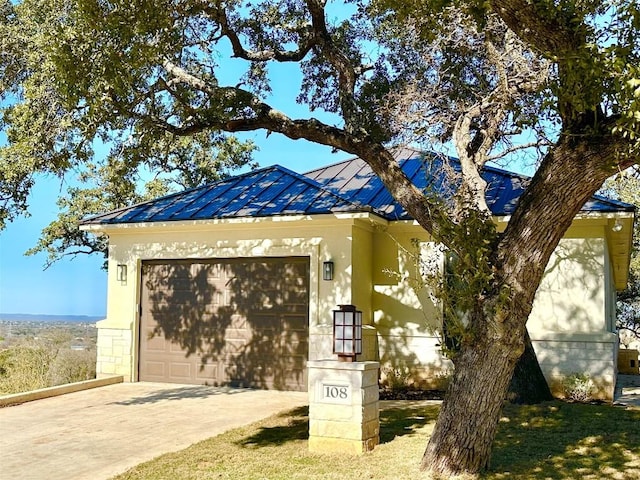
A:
307;359;380;454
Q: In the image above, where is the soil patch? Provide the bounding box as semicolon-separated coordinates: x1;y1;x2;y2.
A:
379;388;445;401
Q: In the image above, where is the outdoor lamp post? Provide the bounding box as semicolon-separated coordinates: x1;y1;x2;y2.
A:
333;304;362;362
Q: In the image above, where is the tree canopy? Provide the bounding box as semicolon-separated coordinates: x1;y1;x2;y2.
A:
2;0;639;476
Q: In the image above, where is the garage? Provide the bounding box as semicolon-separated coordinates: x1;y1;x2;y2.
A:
138;257;310;391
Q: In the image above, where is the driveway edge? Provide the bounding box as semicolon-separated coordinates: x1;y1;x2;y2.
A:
0;375;124;407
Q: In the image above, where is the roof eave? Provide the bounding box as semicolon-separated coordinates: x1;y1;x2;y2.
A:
78;211;389;233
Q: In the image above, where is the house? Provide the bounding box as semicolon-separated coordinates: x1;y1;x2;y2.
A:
80;149;635;400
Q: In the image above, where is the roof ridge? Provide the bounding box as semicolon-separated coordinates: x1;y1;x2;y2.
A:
275;164;379;213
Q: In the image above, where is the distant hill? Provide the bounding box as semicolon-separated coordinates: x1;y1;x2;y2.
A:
0;313;105;323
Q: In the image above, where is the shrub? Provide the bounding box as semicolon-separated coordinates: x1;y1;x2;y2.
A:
382;364;412;391
0;335;96;395
49;349;97;386
0;342;54;394
562;372;594;402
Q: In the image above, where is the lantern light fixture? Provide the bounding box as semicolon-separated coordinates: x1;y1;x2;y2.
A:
323;261;334;281
333;304;362;362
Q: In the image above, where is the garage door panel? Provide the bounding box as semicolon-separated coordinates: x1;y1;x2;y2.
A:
228;315;247;329
170;362;192;379
223;328;249;340
223;339;248;354
144;337;166;352
196;363;223;382
282;313;307;327
169;342;189;353
139;257;309;390
143;361;166;377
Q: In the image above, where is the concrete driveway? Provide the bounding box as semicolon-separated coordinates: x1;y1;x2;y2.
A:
0;382;307;480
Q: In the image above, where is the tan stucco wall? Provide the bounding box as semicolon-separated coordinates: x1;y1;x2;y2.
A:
91;214;622;399
525;226;618;399
96;215;383;381
367;220;618;396
528;232;607;336
532;333;618;400
370;224;452;389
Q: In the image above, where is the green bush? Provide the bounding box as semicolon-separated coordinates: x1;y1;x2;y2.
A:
562;372;594;402
0;342;54;394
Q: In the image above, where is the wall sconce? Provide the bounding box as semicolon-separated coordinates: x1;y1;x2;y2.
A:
323;261;334;281
333;304;362;362
116;264;127;282
612;219;623;232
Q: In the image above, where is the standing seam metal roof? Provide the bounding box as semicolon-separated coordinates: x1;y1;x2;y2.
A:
81;164;376;225
305;153;634;217
81;152;634;226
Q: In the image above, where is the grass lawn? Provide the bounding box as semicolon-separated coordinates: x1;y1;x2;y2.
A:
112;400;640;480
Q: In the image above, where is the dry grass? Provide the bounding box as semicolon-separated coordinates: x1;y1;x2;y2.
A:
111;401;640;480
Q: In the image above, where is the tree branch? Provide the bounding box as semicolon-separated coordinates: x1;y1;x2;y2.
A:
452;102;491;216
499;119;637;304
487;142;548;162
489;0;584;55
304;0;362;133
201;2;317;62
155;61;452;241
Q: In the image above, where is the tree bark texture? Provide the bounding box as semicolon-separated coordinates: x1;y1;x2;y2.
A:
421;330;524;474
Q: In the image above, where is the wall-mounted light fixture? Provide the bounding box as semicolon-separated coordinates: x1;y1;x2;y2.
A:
323;261;334;281
333;304;362;362
116;264;127;282
612;219;623;232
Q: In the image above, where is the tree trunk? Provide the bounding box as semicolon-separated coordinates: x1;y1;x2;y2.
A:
419;135;625;476
507;330;553;404
420;325;524;475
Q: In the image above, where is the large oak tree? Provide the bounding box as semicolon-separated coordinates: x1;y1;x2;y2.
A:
2;0;639;476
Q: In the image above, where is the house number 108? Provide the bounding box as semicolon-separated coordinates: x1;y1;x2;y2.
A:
324;385;348;399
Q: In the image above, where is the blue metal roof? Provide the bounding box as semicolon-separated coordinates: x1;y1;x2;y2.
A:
81;165;372;225
305;152;634;218
81;151;633;226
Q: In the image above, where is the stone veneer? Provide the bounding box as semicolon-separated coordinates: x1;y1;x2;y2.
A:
307;360;380;454
95;325;133;380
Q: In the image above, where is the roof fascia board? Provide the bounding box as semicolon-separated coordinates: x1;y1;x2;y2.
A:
79;211;389;234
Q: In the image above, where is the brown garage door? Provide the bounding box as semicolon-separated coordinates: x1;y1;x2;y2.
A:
139;257;309;391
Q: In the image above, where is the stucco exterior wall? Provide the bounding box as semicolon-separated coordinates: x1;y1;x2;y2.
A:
526;226;617;400
528;234;607;335
532;333;618;399
97;216;380;381
370;224;453;389
93;214;621;399
368;220;618;397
